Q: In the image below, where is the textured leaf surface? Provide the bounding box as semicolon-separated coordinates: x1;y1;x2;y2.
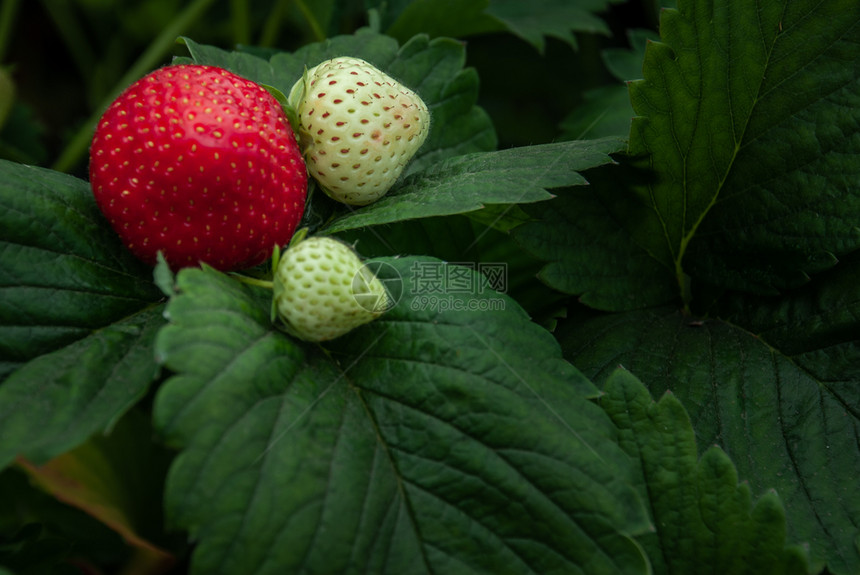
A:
559;307;860;574
0;305;165;469
601;369;808;575
628;0;860;295
153;258;651;575
514;163;678;311
322;137;624;233
0;161;162;379
180;30;496;176
523;0;860;310
0;160;165;471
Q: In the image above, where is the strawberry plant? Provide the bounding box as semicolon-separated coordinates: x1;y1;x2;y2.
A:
0;1;858;574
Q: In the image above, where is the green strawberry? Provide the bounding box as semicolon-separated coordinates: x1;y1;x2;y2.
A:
288;57;430;206
273;235;390;341
89;64;308;271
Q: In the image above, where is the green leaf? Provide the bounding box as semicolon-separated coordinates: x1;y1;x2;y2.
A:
559;308;860;574
601;369;809;575
154;258;651;574
0;305;166;469
484;0;622;52
322;137;625;233
558;85;633;141
333;215;569;326
0;160;162;379
558;29;658;141
601;29;658;83
180;30;497;175
0;160;165;471
514;162;679;311
714;250;860;361
627;0;860;298
17;409;174;574
379;0;623;53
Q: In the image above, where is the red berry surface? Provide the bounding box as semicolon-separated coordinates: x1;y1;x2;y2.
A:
89;64;307;271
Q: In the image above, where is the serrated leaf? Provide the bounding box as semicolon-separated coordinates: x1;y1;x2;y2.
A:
379;0;622;53
180;30;496;175
322;137;625;233
601;369;808;575
0;160;162;379
601;29;658;83
514;162;678;311
559;29;657;142
0;305;166;469
627;0;860;297
484;0;622;52
153;258;651;575
559;308;860;574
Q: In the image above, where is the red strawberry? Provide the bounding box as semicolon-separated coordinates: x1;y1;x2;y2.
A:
89;64;308;271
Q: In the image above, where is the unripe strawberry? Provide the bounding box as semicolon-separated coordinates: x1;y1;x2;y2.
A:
89;64;308;271
273;236;390;341
288;57;430;205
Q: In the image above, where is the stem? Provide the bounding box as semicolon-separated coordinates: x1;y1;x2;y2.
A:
294;0;326;42
230;274;275;290
51;0;218;173
0;0;21;63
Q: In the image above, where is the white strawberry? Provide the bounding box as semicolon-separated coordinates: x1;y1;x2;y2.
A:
272;235;390;341
288;57;430;205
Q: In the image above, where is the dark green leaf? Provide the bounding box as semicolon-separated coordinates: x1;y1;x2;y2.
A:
322;137;625;233
334;215;568;326
0;161;162;379
601;29;657;83
380;0;623;53
627;0;860;297
377;0;502;42
484;0;622;52
514;162;678;311
16;408;174;563
559;308;860;574
154;258;651;574
0;305;165;469
601;369;809;575
558;85;633;141
558;29;657;142
714;250;860;361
